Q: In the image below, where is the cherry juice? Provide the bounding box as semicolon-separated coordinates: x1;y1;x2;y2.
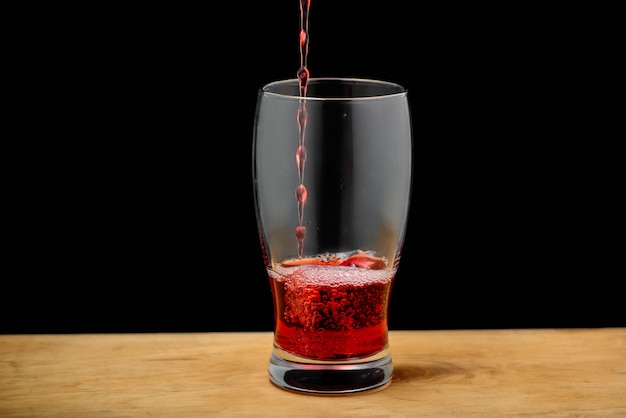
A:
268;252;395;360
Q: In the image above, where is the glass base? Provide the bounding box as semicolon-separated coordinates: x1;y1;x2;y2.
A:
268;351;393;395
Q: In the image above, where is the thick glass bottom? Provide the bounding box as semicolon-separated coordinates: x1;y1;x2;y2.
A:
268;351;393;395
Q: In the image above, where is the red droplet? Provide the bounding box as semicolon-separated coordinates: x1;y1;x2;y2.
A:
295;225;307;240
295;184;307;203
296;145;307;167
299;29;307;47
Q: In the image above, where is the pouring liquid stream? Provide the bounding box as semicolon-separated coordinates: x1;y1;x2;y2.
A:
295;0;311;259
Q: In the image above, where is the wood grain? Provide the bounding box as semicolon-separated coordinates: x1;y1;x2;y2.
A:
1;329;625;417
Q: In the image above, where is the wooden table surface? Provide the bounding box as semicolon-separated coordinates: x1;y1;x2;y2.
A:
1;328;625;417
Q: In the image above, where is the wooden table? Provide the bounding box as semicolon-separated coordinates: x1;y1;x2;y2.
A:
1;329;625;416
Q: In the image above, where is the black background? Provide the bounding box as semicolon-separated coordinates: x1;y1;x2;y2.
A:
3;2;622;333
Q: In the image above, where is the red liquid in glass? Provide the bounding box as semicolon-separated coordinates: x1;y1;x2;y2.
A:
269;252;394;360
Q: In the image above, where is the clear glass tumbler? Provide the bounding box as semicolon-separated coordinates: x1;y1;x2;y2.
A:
252;77;412;394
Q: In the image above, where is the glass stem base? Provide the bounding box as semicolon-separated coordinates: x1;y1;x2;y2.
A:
268;352;393;395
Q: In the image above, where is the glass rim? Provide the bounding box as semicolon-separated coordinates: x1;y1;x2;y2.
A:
261;77;407;101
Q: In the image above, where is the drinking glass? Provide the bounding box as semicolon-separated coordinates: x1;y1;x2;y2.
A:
252;77;412;394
